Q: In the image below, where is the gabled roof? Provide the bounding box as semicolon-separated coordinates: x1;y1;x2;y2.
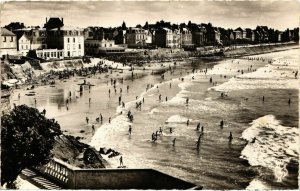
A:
19;33;30;41
234;27;244;32
1;28;16;36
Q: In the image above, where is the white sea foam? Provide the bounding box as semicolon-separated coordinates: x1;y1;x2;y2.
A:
240;115;299;182
210;56;299;91
246;179;270;190
166;115;188;123
89;115;131;150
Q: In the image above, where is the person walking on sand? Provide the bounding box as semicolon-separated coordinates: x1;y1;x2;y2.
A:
86;117;89;124
159;127;163;134
186;98;189;105
170;127;173;134
109;117;111;123
127;85;129;93
187;119;189;126
120;156;123;167
18;93;20;100
172;138;176;146
262;96;265;102
42;109;46;116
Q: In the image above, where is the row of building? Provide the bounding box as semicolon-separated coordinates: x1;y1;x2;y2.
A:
1;18;299;59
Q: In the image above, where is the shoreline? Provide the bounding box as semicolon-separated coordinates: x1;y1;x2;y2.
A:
2;46;299;189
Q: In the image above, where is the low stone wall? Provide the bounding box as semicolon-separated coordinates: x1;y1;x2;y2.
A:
34;158;200;189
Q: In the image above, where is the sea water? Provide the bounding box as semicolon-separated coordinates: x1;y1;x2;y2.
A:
11;48;299;189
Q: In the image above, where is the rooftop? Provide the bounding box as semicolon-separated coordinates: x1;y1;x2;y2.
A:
1;28;16;36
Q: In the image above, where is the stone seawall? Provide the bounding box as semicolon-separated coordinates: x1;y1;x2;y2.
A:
34;158;200;189
223;43;299;57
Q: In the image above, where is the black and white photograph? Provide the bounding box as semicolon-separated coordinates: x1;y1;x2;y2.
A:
0;0;299;189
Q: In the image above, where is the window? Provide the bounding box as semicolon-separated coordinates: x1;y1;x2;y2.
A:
73;44;75;50
67;44;70;50
79;44;81;49
104;44;106;47
73;38;75;43
51;52;53;57
67;38;70;43
3;36;6;42
26;45;28;49
54;52;56;57
67;51;70;57
21;45;24;49
10;37;13;42
110;44;112;47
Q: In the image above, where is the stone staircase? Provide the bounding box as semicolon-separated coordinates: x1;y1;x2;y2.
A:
20;169;63;189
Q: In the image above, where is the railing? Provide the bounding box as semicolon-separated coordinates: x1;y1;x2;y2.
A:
33;158;201;190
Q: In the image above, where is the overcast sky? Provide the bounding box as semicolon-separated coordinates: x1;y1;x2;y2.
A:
1;0;299;30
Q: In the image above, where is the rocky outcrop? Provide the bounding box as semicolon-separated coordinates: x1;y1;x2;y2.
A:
52;134;110;169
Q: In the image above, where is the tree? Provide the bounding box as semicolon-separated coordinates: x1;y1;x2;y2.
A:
1;105;61;188
121;21;127;30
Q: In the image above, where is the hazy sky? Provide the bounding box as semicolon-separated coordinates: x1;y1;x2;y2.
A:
1;0;299;30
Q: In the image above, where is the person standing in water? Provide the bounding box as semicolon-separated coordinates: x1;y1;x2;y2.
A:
187;119;189;126
129;125;132;135
92;125;95;133
196;123;200;131
262;96;265;102
228;132;233;142
288;98;291;105
172;138;176;146
220;120;224;128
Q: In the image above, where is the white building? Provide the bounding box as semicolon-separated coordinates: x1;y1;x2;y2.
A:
18;34;31;56
62;26;84;57
85;39;125;54
1;28;18;57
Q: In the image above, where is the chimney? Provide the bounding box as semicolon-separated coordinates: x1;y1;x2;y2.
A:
46;17;48;23
61;18;64;24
